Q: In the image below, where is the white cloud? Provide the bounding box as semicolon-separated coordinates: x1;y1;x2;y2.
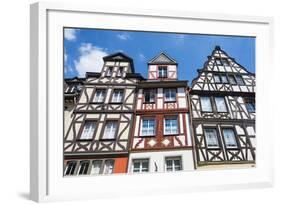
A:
64;28;78;41
139;53;145;61
117;33;131;40
74;43;108;77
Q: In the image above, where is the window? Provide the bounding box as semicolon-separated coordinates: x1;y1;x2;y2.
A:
221;58;229;65
144;89;155;103
165;157;182;172
91;160;102;175
164;116;178;135
221;75;228;83
132;159;149;173
214;97;228;112
222;128;238;148
158;66;167;78
93;89;105;103
141;118;155;136
200;96;212;112
103;160;115;174
214;75;221;83
164;88;176;102
77;161;90;175
117;67;123;77
236;75;245;85
204;128;219;148
102;121;118;139
215;58;222;66
64;161;77;176
245;98;255;113
106;67;113;76
80;121;96;140
111;89;124;103
228;75;236;84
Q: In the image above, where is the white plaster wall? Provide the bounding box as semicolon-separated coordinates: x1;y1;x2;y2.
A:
128;150;194;173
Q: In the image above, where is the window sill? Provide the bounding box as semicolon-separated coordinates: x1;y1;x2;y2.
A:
99;138;116;141
110;102;123;104
76;139;93;142
89;102;105;104
139;135;156;138
164;101;176;103
163;133;179;137
143;102;155;104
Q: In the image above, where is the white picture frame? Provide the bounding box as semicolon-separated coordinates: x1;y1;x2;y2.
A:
30;2;274;202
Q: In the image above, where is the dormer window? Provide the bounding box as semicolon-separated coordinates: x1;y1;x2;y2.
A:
215;58;229;66
158;66;167;78
106;67;113;77
117;67;123;77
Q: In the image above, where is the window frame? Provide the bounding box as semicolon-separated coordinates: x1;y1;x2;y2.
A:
213;74;221;83
110;89;124;104
214;96;228;113
203;127;220;149
164;88;177;102
132;159;150;173
100;120;119;140
117;66;124;77
244;97;255;113
221;128;239;149
164;115;179;135
235;75;245;85
220;74;228;83
200;96;213;112
77;160;90;175
106;66;113;77
158;66;168;78
92;88;106;104
78;120;97;141
64;161;78;176
143;89;156;103
165;156;182;172
140;117;156;137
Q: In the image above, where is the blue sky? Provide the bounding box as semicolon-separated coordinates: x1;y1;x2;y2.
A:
64;28;255;82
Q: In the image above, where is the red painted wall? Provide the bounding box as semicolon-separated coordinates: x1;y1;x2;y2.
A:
114;157;128;173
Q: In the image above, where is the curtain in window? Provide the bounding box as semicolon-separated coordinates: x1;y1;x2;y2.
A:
200;97;212;112
214;97;227;112
103;160;114;174
91;160;102;175
93;90;105;102
112;90;123;102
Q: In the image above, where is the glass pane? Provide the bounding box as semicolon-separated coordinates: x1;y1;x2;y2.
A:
142;119;155;135
65;161;77;175
221;75;228;83
78;161;89;175
229;75;236;84
215;97;227;112
223;129;237;147
81;121;95;139
236;76;244;85
214;75;220;83
103;160;114;174
200;97;212;112
103;121;117;139
204;129;219;147
91;160;102;175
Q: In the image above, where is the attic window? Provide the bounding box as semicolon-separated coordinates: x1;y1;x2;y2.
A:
158;66;167;78
106;67;113;77
117;67;123;77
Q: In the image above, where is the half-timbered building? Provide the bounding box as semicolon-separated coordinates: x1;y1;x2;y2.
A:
129;52;195;173
190;46;256;168
64;52;143;176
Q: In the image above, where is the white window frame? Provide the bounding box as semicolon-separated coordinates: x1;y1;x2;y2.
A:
111;89;124;103
93;89;106;103
164;116;178;135
158;66;167;78
165;157;182;172
132;159;149;173
80;121;96;140
214;97;228;112
141;118;155;136
164;88;176;102
102;121;118;140
204;128;220;148
144;89;155;103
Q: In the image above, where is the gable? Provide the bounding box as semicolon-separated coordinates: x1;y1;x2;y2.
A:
148;52;177;65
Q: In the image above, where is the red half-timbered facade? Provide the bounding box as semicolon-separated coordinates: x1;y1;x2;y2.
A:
128;52;195;173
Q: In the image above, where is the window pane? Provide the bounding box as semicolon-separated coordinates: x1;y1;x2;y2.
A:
133;159;149;173
93;89;105;102
236;76;244;85
165;89;176;102
200;96;212;112
229;75;236;84
103;160;114;174
91;160;102;175
204;128;219;147
164;117;178;135
78;161;90;175
158;66;167;78
141;119;155;136
221;75;228;83
214;75;221;83
246;102;255;112
107;67;113;76
117;67;123;77
144;90;155;103
165;157;182;172
221;58;229;65
81;121;95;139
222;129;237;148
112;90;123;103
65;161;77;176
215;59;222;65
215;97;227;112
103;121;118;139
